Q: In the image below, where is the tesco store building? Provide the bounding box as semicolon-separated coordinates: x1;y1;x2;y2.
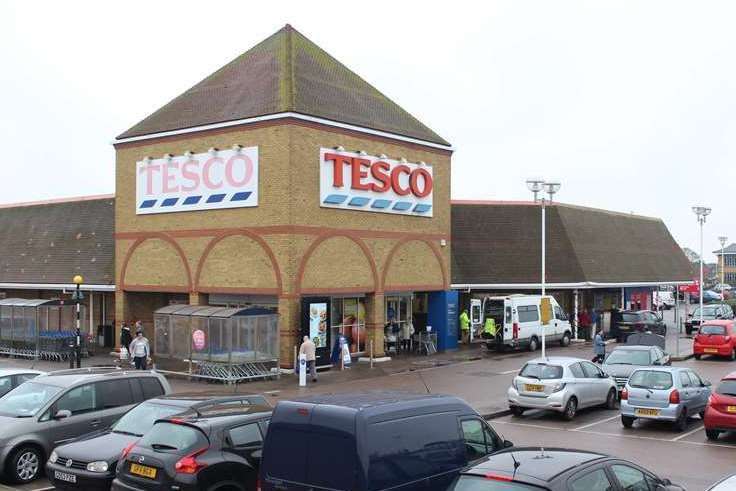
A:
113;25;457;367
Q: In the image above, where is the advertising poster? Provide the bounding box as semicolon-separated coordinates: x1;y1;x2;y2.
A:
309;302;327;348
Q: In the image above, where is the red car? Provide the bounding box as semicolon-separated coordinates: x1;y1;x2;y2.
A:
694;320;736;360
704;371;736;440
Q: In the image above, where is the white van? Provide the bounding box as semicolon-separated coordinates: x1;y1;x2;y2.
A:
479;294;572;351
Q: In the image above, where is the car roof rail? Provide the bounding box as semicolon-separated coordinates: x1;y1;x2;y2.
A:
45;366;122;377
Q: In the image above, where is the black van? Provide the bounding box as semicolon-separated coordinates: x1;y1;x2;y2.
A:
260;392;512;491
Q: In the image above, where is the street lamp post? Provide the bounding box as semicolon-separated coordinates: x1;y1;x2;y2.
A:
692;207;711;332
719;236;728;295
527;178;561;359
71;275;84;368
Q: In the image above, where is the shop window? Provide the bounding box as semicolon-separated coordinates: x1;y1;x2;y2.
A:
329;297;366;353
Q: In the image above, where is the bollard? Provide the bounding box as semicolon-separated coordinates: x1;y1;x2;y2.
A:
370;340;374;369
293;345;298;374
298;353;307;387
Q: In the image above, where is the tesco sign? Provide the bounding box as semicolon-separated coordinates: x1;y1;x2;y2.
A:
135;147;258;215
319;148;433;217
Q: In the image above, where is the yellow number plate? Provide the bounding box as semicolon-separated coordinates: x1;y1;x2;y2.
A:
727;406;736;413
130;463;157;479
635;408;660;417
525;384;545;392
704;348;719;354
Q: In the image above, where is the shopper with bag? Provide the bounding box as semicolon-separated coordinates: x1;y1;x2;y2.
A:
129;328;150;370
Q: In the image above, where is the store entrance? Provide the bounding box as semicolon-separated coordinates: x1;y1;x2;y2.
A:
385;295;412;354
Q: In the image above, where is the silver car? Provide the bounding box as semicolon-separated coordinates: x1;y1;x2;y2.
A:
0;367;170;483
508;357;618;420
0;369;45;398
620;366;712;432
602;345;670;392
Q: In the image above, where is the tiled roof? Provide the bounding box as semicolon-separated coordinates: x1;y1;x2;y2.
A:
0;197;114;285
713;243;736;254
451;202;693;286
117;25;449;146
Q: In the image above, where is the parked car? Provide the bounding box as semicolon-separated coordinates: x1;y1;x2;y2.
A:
707;474;736;490
0;367;170;483
612;310;666;342
703;370;736;441
715;283;732;292
447;447;684;490
46;393;268;490
112;401;272;491
620;367;711;432
480;294;572;351
508;357;617;420
260;392;512;491
686;304;734;335
0;369;45;398
602;345;670;393
704;290;723;303
694;321;736;360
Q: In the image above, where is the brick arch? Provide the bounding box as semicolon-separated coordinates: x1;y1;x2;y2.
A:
295;232;379;294
194;230;283;295
381;238;448;291
120;233;193;292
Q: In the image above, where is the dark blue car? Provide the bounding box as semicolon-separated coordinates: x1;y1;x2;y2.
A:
260;392;512;491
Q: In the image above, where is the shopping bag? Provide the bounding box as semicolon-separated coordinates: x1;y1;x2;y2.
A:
119;347;129;361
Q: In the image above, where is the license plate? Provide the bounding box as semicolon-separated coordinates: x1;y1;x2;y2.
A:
130;463;157;479
635;408;660;417
525;384;545;392
705;348;718;353
54;471;76;483
727;406;736;413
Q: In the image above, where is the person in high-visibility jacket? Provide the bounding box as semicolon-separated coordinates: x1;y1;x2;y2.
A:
459;310;470;344
483;317;497;338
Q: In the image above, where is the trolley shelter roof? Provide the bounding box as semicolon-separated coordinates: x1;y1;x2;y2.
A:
0;298;68;307
154;305;275;318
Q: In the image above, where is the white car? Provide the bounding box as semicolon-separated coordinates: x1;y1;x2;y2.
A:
508;357;617;420
0;369;45;398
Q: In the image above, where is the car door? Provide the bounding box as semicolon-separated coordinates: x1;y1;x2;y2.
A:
567;464;615;491
95;379;137;427
678;371;695;412
686;370;709;412
608;462;662;491
581;362;607;405
460;417;501;464
39;383;100;447
225;420;266;470
568;363;590;406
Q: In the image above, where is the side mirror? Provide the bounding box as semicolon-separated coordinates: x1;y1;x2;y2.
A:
503;440;513;448
54;409;71;420
652;360;661;366
703;380;712;387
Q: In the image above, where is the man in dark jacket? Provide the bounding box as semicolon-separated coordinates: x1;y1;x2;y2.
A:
120;323;132;349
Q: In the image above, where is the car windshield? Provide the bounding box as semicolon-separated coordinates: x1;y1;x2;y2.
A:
693;306;719;317
622;313;641;323
0;382;62;417
629;370;673;390
451;476;540;490
716;380;736;397
113;402;184;437
701;325;727;335
605;350;650;365
519;363;563;380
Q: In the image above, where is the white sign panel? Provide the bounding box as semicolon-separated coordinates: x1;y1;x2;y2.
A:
136;147;258;215
319;148;433;217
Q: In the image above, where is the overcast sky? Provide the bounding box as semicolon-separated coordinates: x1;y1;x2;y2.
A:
1;1;733;262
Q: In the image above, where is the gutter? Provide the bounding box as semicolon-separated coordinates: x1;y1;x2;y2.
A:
452;280;694;290
0;283;115;292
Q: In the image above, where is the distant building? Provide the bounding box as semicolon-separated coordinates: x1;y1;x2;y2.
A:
713;243;736;285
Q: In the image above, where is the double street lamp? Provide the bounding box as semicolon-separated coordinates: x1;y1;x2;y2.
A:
692;207;711;331
526;178;561;359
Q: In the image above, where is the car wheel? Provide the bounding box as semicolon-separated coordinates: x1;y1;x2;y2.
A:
562;397;577;421
510;406;525;417
621;415;634;428
706;429;720;441
730;349;736;362
674;408;688;432
604;388;617;409
686;326;692;336
694;354;701;360
7;445;42;483
560;331;571;347
699;411;706;420
207;482;246;491
528;336;539;352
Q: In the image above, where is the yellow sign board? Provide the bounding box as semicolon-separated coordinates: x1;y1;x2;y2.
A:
540;297;553;325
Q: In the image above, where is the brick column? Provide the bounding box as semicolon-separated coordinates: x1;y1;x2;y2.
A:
278;295;301;368
365;292;386;357
114;290;130;349
189;292;208;305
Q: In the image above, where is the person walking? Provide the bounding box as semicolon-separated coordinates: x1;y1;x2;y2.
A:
593;327;606;364
459;309;470;344
119;322;132;350
299;335;317;383
129;327;150;370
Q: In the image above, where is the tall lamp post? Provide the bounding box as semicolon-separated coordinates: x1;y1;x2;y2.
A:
692;207;711;331
71;275;84;368
526;178;561;359
719;236;728;295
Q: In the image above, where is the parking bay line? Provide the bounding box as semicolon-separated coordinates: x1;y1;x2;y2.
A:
670;424;704;441
574;414;620;430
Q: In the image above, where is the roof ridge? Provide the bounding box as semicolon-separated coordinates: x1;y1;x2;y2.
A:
0;194;115;210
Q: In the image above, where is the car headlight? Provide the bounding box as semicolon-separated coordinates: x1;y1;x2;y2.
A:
48;451;58;464
86;461;109;473
551;382;566;393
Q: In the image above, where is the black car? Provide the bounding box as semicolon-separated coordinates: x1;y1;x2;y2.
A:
686;304;734;335
46;393;268;490
449;447;683;490
260;392;512;491
612;310;666;341
112;402;271;491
